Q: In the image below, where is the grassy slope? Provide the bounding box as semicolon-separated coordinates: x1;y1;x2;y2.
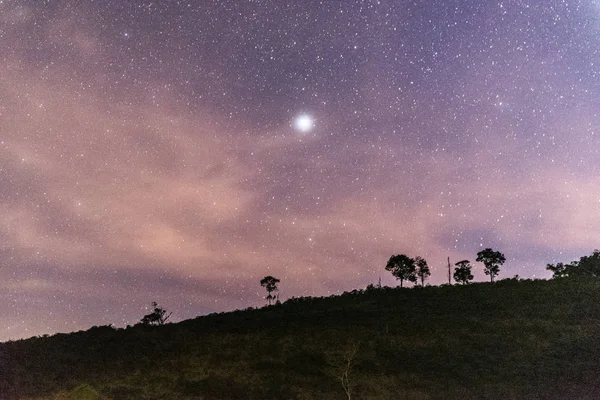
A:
2;278;600;399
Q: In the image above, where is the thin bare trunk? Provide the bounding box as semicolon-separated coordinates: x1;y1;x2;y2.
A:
340;342;359;400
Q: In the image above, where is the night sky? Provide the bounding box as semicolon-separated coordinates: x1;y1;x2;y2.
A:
1;0;599;341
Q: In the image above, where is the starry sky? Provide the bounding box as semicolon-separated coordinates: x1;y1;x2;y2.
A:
1;0;599;341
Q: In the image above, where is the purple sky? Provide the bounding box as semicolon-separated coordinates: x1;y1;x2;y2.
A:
1;0;599;341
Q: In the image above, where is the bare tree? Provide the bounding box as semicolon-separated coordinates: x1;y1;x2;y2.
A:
340;342;359;400
140;302;172;325
326;341;360;400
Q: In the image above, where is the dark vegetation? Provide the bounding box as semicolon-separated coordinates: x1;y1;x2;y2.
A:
453;260;474;285
2;276;600;399
476;248;506;283
547;249;600;278
385;254;420;287
260;276;281;306
139;302;172;326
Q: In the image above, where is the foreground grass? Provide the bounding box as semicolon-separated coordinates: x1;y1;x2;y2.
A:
2;278;600;399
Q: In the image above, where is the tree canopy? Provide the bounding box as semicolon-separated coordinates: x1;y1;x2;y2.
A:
140;302;172;326
415;256;431;286
453;260;473;285
260;276;280;305
547;250;600;279
385;254;417;288
476;248;506;283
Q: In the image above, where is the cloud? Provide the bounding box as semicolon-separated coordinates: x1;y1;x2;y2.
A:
1;0;599;342
0;67;256;274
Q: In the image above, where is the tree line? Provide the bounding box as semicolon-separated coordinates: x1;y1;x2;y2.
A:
141;248;600;323
385;247;506;287
252;248;507;308
546;249;600;278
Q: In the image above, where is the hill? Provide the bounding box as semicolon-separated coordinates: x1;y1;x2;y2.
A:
2;278;600;399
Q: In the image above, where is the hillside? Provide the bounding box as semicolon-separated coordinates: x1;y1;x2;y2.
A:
2;278;600;399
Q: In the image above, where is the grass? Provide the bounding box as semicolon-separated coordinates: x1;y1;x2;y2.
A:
2;277;600;399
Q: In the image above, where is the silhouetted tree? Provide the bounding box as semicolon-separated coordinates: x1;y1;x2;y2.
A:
576;250;600;276
415;256;431;286
476;248;506;283
454;260;473;284
260;275;280;305
140;302;172;325
547;250;600;278
385;254;416;288
546;262;569;278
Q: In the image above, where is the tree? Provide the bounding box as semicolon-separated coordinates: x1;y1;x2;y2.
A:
385;254;416;288
546;262;569;278
547;250;600;278
140;302;172;325
260;275;280;305
415;256;431;286
476;248;506;283
340;341;359;400
577;250;600;276
325;341;360;400
453;260;473;284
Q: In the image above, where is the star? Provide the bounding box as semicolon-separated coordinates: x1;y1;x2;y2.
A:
294;114;314;133
1;0;597;342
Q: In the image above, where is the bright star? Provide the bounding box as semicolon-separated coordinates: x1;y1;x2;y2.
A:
294;115;314;132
